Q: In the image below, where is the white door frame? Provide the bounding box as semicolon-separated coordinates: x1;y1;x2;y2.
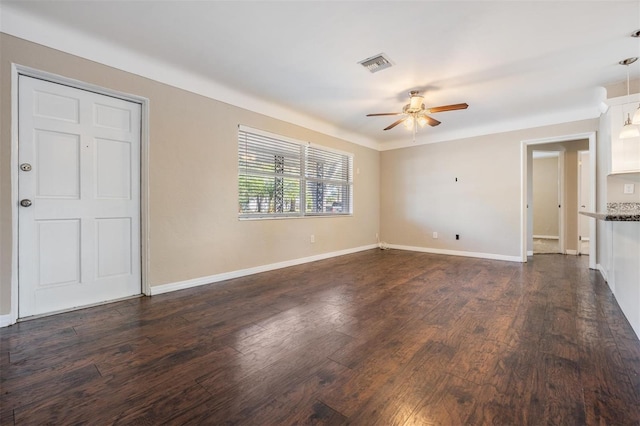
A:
558;151;566;255
9;64;151;325
520;131;597;268
577;150;590;255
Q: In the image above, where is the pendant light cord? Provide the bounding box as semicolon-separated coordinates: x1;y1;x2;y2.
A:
627;64;631;97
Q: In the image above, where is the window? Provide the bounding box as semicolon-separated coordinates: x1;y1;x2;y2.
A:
238;126;353;218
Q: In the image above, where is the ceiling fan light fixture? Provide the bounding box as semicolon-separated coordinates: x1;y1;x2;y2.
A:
403;115;415;129
408;92;424;111
365;90;468;140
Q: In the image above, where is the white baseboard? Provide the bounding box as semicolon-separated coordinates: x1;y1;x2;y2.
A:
596;264;609;282
565;249;578;255
150;244;378;295
580;237;590;242
527;250;534;256
386;244;523;263
0;314;14;328
0;242;521;325
533;235;559;240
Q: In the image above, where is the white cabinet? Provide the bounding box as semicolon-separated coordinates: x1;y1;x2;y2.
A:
608;96;640;174
610;222;640;338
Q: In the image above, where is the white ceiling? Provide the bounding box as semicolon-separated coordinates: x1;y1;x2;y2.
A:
2;1;639;150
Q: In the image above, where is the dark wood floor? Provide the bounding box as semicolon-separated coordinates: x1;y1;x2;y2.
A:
1;250;639;425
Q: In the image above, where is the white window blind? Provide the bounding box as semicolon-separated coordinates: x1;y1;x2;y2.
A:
238;128;303;217
238;126;353;218
305;145;352;215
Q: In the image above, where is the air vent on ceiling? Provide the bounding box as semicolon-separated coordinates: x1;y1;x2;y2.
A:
358;53;393;73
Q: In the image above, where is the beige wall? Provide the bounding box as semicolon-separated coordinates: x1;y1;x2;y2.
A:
380;120;597;258
0;34;380;315
607;174;640;203
532;156;559;237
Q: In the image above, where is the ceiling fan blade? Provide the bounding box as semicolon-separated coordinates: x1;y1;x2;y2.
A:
366;112;403;117
384;117;407;130
424;115;441;127
427;103;469;113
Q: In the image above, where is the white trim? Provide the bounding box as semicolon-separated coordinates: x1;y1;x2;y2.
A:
587;137;597;270
386;244;523;263
1;5;380;151
0;314;13;328
527;250;534;256
580;237;590;242
565;249;578;255
520;141;527;261
605;93;640;107
597;264;609;283
9;65;20;326
378;105;602;151
141;94;152;297
558;151;566;256
150;244;378;295
0;4;607;153
9;64;151;325
532;151;560;159
533;235;560;240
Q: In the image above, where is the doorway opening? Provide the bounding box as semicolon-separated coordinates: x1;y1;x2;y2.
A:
532;151;562;254
521;132;596;269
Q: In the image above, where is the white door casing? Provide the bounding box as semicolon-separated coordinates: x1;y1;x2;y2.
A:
578;151;590;251
18;75;141;317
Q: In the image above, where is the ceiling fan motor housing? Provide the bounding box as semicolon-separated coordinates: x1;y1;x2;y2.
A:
407;91;425;113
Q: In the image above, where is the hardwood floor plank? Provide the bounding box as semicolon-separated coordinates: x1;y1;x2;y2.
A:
577;316;640;424
238;359;350;425
541;353;585;424
402;374;480;426
12;345;239;424
1;251;639;424
319;324;456;419
8;364;102;422
197;331;353;423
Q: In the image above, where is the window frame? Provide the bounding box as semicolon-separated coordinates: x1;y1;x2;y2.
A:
238;125;353;220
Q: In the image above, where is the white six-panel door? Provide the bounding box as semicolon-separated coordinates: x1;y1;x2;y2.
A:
18;75;141;317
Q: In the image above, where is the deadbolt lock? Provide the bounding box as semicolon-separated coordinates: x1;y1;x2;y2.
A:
20;199;32;207
20;163;32;172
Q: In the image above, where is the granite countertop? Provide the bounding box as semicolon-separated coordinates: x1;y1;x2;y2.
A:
580;202;640;221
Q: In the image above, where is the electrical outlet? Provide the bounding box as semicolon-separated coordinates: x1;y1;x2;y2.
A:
432;232;438;239
624;183;635;194
310;234;315;243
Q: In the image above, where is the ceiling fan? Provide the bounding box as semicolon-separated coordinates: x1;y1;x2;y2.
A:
367;91;468;140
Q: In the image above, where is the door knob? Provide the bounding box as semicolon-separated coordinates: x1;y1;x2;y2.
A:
20;199;32;207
